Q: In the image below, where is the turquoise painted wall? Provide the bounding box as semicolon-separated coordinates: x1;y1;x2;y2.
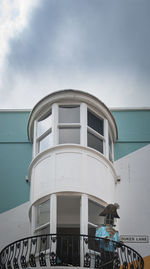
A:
0;111;32;213
1;109;150;212
112;110;150;160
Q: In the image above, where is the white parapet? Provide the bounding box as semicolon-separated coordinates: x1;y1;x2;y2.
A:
28;144;117;207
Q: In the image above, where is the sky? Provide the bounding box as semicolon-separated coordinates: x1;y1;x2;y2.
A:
1;0;150;109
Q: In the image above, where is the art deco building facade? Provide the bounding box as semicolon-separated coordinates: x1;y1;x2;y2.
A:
0;89;150;268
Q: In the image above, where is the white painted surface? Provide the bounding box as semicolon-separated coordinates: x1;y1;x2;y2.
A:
28;90;117;143
29;145;116;206
0;202;30;251
115;144;150;257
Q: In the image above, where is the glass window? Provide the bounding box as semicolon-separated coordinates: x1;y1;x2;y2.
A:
40;224;50;235
109;136;112;153
59;106;80;123
36;199;50;228
37;111;52;137
88;110;103;136
109;135;113;162
39;132;52;153
88;200;104;238
87;132;103;153
59;127;80;144
88;200;104;227
57;196;80;229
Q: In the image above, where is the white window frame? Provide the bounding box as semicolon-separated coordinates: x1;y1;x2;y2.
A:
32;102;114;162
57;103;81;145
34;198;51;235
108;130;114;163
35;107;52;155
87;107;105;155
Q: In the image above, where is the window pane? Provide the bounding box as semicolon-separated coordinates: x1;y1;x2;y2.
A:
88;200;104;241
39;132;52;153
40;225;50;235
36;199;50;227
109;136;113;162
109;136;112;153
59;106;80;123
88;132;103;153
38;225;50;249
59;127;80;144
57;196;80;228
88;110;103;135
88;200;104;227
37;111;52;137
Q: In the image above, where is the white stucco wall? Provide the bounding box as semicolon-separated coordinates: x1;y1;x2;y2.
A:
115;144;150;257
29;145;117;207
0;202;30;251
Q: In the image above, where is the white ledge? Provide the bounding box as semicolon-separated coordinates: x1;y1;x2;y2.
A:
28;144;117;183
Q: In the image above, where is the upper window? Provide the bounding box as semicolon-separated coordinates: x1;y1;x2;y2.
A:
59;106;80;123
88;110;103;136
33;103;113;161
87;110;104;154
37;111;52;137
58;106;80;144
36;110;52;154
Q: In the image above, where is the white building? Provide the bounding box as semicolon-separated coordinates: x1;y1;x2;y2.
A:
0;89;150;268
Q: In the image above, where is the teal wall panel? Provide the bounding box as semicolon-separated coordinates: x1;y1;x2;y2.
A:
112;110;150;160
114;142;149;161
0;112;30;142
0;111;32;213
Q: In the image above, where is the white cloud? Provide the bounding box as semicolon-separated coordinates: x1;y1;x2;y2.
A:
1;65;149;109
0;0;40;77
1;0;150;109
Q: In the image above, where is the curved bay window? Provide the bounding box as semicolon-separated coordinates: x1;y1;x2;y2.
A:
33;195;105;237
33;103;114;162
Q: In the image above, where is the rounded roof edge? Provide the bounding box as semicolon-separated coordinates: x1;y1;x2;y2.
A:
28;89;118;141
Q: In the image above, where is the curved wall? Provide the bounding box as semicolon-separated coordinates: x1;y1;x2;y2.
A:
29;145;117;206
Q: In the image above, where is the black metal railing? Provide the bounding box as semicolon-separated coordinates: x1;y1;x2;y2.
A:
0;234;144;269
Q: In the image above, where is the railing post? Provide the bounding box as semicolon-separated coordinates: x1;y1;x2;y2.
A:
50;194;57;257
80;194;88;267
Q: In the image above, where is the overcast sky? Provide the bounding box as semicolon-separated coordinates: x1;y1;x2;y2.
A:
1;0;150;109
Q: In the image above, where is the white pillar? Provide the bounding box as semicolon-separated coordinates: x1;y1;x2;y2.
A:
50;194;57;234
52;103;58;146
31;205;36;235
32;120;37;158
104;119;109;159
80;103;87;147
80;193;88;235
50;194;57;254
80;194;88;267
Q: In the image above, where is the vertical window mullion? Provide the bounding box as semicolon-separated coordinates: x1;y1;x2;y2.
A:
50;194;57;234
33;120;37;157
104;119;109;159
80;103;87;147
80;194;88;235
52;103;58;146
31;205;36;235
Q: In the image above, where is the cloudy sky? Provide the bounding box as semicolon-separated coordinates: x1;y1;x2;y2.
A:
1;0;150;109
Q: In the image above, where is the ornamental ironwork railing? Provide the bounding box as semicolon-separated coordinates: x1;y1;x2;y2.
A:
0;234;144;269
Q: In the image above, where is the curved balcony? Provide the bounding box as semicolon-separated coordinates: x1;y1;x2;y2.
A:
0;234;144;269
